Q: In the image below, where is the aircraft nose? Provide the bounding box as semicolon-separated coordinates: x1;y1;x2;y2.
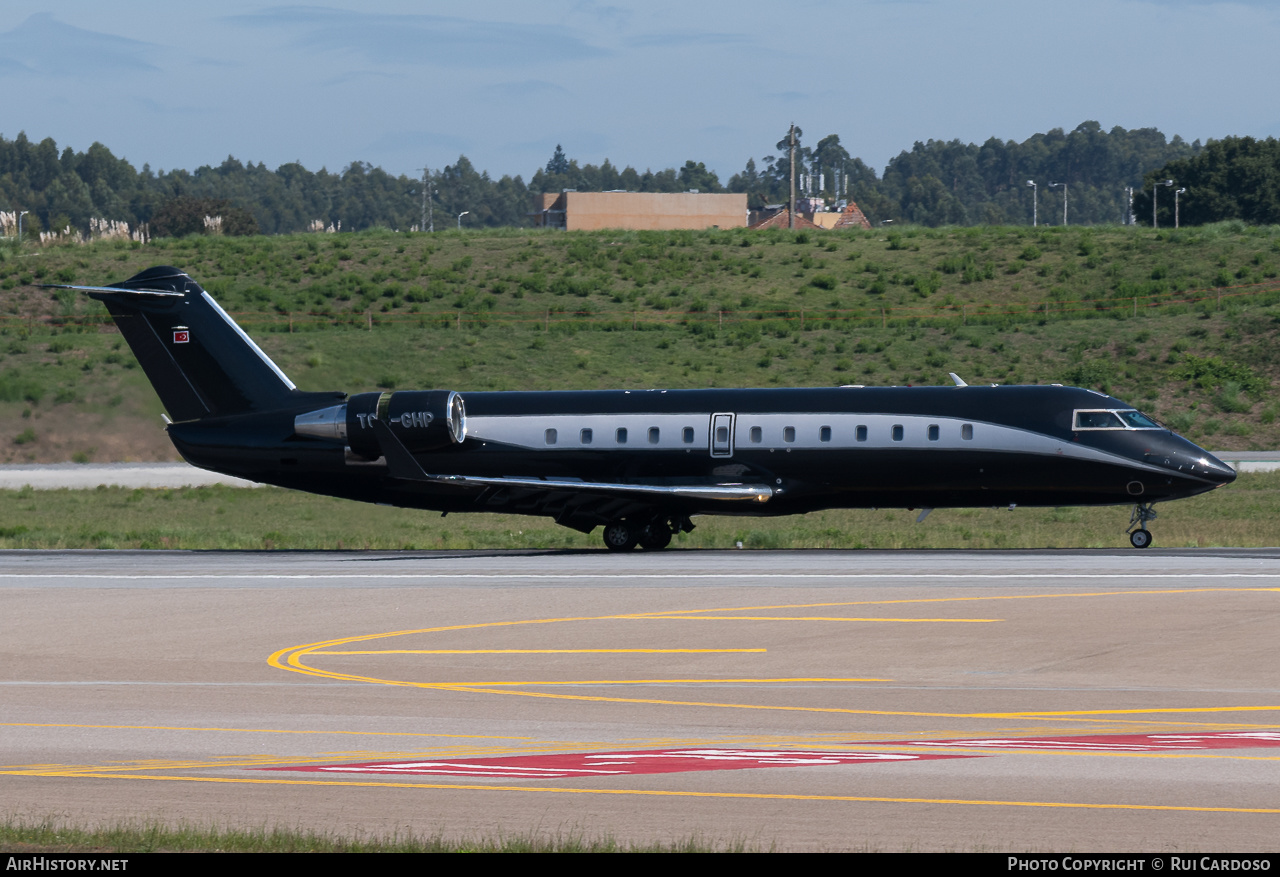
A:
1143;436;1237;485
1199;452;1237;485
1176;443;1236;484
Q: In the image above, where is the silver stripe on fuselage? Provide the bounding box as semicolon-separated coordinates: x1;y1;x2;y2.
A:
465;412;1205;482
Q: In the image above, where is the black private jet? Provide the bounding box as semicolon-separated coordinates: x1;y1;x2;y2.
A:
51;266;1236;550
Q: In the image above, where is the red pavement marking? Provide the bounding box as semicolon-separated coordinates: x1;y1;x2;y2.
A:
260;748;975;778
259;732;1280;778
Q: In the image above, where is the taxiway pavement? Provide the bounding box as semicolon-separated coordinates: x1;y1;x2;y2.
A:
3;548;1279;851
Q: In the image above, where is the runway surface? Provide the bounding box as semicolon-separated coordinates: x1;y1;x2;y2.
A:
3;548;1279;851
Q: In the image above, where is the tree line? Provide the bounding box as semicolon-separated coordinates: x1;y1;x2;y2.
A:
0;122;1273;237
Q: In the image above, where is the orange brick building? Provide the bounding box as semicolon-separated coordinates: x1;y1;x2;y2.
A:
533;192;748;231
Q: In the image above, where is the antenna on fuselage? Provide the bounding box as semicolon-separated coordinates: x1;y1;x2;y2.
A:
948;373;968;387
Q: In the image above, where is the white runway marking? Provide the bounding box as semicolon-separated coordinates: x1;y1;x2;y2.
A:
2;573;1279;580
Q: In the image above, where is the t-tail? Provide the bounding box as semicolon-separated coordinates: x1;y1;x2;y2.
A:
52;266;340;421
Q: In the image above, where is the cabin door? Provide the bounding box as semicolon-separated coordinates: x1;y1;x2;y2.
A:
710;412;735;457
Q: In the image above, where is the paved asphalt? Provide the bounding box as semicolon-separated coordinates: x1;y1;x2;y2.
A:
2;548;1279;851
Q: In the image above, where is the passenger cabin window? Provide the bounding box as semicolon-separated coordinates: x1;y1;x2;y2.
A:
750;426;762;443
928;425;940;441
682;427;695;444
545;428;557;445
648;427;660;445
783;426;796;443
820;426;832;442
716;426;729;443
856;425;868;442
615;427;627;444
962;424;974;441
892;425;904;442
580;428;593;445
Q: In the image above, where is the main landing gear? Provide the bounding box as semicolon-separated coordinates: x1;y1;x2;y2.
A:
602;517;679;552
1126;502;1158;549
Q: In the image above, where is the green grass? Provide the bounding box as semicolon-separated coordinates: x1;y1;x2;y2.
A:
1;473;1275;550
4;224;1280;464
0;818;753;852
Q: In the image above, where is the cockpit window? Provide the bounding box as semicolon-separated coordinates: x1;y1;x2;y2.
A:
1074;409;1163;430
1075;410;1124;430
1117;410;1161;429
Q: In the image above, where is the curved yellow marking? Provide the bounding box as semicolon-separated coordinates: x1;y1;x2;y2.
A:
8;771;1280;813
269;590;1280;721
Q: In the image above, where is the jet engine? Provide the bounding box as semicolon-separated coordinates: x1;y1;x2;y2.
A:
294;390;466;457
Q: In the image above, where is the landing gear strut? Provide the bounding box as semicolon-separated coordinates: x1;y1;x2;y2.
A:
1126;502;1157;549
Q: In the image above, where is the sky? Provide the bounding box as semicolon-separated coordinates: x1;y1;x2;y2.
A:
1;1;1278;183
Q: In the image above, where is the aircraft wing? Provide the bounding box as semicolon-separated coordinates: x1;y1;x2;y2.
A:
370;418;773;504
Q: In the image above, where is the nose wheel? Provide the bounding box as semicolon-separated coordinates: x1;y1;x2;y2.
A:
1126;503;1157;549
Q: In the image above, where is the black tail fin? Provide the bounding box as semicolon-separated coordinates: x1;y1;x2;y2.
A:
63;266;337;421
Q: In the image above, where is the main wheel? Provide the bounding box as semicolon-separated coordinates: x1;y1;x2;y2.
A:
1129;529;1152;549
602;521;638;552
639;524;672;551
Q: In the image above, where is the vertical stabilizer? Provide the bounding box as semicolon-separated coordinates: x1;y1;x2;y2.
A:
69;266;330;421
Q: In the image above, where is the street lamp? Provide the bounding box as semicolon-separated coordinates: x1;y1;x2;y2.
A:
456;210;469;230
17;210;28;244
1026;180;1037;227
1153;179;1173;229
1175;187;1187;229
1048;181;1068;226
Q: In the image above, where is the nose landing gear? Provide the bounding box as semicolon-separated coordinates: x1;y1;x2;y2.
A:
1126;502;1158;549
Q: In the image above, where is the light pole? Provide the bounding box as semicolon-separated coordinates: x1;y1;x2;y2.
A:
1026;180;1037;227
1048;181;1068;226
1175;187;1186;229
17;210;28;244
456;210;469;231
1153;179;1173;228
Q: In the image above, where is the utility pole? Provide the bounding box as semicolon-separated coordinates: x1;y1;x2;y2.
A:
1026;180;1037;227
789;123;796;230
416;167;434;232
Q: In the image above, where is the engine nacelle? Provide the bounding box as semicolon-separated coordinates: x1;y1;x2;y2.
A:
294;390;466;458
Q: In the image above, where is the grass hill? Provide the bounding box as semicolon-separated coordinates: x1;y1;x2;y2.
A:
3;222;1280;464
